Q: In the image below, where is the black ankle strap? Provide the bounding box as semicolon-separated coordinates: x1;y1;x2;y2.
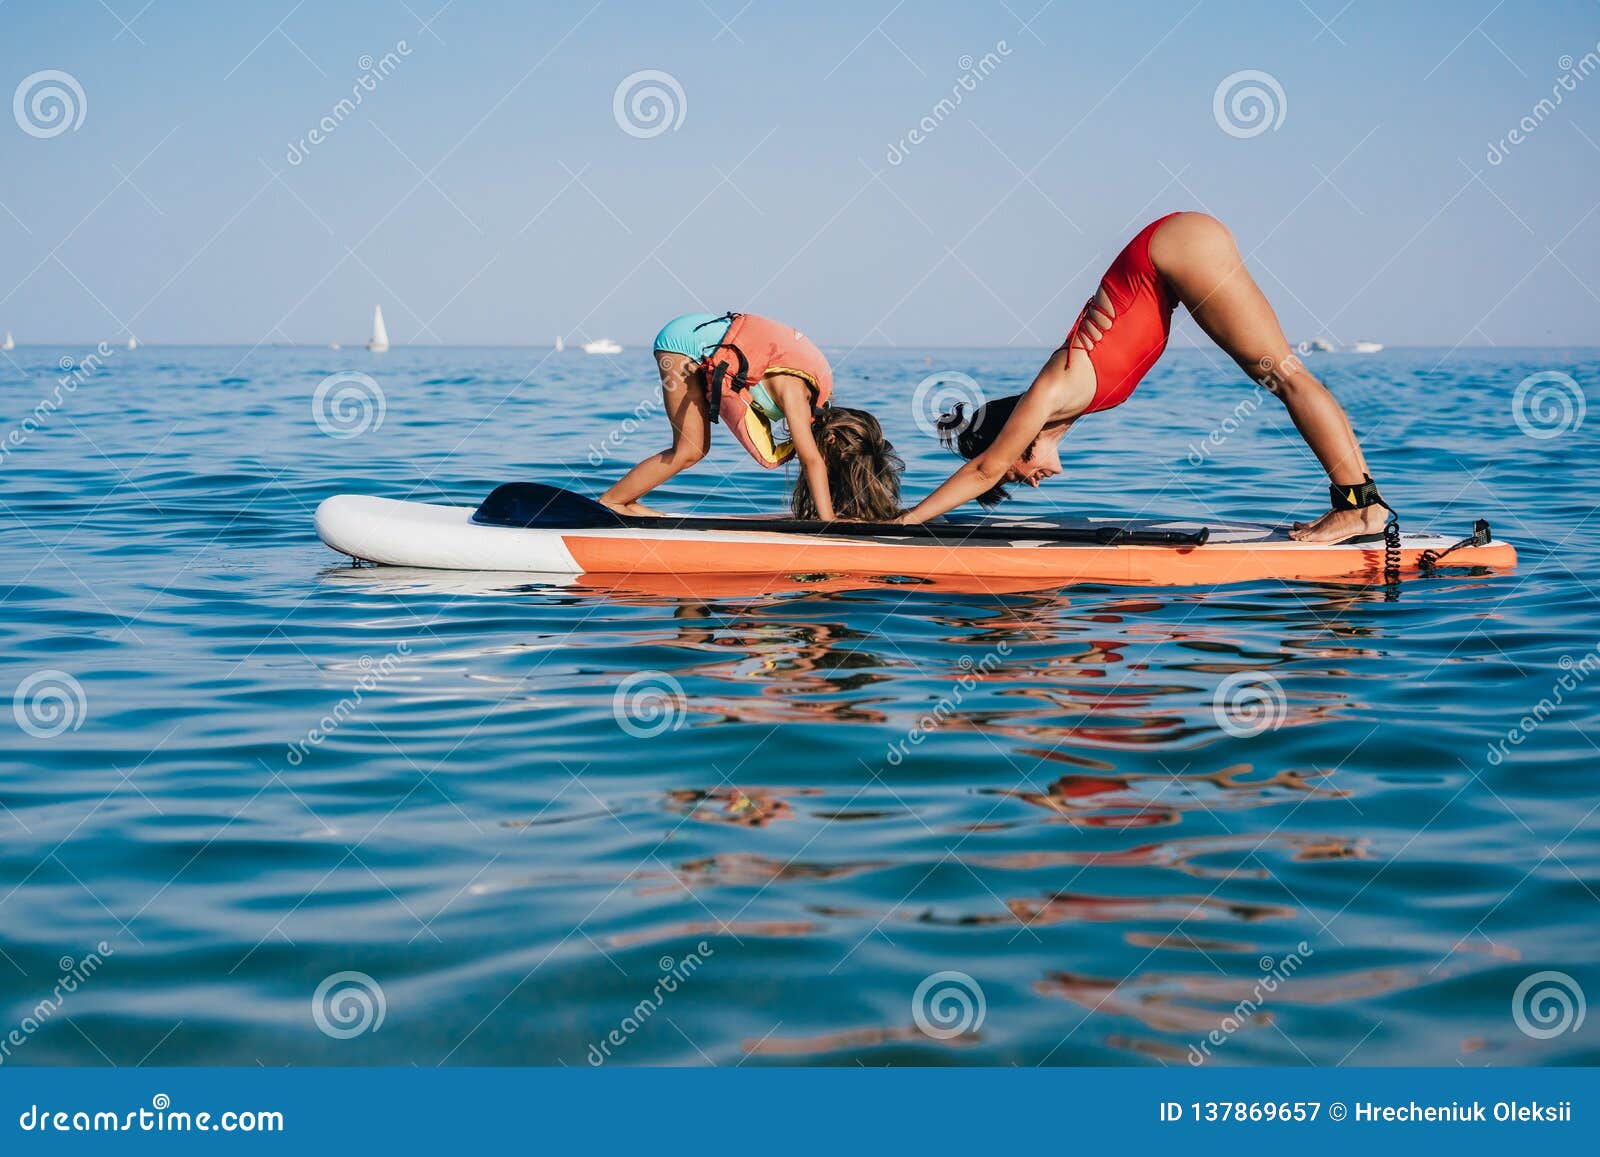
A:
1330;475;1385;511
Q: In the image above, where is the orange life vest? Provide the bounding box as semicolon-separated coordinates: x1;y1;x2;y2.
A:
701;312;834;468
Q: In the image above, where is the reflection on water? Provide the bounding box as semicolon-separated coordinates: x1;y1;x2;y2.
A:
0;346;1595;1067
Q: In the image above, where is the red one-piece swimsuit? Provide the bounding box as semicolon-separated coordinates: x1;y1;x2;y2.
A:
1063;212;1183;412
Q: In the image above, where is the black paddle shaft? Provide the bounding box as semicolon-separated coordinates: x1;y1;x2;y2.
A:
471;483;1210;548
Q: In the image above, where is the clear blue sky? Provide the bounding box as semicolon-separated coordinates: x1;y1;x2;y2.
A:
2;0;1596;347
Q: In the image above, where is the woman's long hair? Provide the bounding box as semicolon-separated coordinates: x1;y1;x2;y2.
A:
791;407;905;521
935;393;1032;508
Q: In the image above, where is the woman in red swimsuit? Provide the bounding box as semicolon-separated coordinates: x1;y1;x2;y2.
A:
903;212;1387;544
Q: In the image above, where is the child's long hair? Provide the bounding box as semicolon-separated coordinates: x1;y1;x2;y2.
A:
791;407;904;522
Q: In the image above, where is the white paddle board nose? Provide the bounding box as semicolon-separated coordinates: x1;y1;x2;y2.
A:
316;493;583;571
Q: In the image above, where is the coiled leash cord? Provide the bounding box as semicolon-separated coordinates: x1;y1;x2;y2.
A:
1329;480;1496;585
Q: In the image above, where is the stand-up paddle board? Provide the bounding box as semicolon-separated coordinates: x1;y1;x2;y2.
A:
314;483;1516;587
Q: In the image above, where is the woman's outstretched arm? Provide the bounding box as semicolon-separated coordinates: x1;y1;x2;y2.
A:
902;353;1073;523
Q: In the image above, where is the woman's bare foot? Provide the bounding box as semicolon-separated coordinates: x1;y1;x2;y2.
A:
1289;505;1388;543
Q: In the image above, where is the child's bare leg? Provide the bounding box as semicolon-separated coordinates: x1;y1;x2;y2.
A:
599;352;711;514
1150;212;1385;543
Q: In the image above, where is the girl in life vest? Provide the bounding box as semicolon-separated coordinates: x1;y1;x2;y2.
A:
599;312;904;521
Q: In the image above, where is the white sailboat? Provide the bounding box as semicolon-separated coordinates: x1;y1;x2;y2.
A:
126;335;138;351
582;338;622;355
367;305;390;352
554;336;565;353
1;332;13;351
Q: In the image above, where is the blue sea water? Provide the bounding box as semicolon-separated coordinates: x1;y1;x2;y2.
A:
0;343;1596;1067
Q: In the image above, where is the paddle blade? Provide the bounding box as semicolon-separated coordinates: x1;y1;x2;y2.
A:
473;483;623;529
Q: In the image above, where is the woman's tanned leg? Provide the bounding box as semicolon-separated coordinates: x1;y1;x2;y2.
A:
599;352;711;515
1149;212;1385;542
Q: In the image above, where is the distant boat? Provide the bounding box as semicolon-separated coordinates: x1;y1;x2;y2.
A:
330;342;342;350
1309;337;1336;353
367;305;390;352
554;336;565;353
582;338;622;355
1351;340;1383;353
1;332;12;351
126;336;138;350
